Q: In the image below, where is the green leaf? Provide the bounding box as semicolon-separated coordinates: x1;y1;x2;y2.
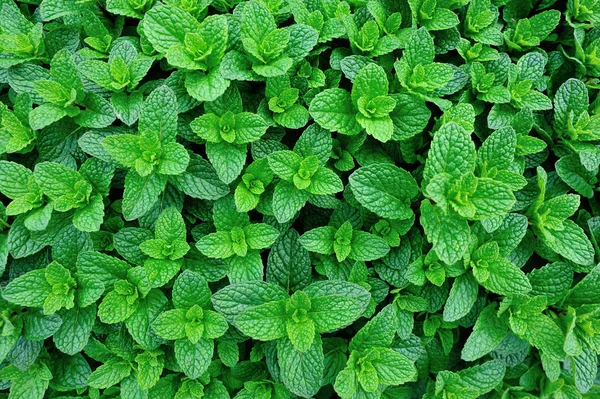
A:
541;219;595;266
461;305;509;361
404;27;434;67
521;313;565;361
309;89;362;135
477;213;528;256
142;5;200;54
106;0;144;18
244;223;279;249
139;85;178;144
349;231;390;261
175;338;213;379
206;141;247;184
565;263;600;306
351;63;389;104
554;78;588;134
443;274;478;322
152;308;187;340
87;358;131;389
173;270;212;309
34;161;84;200
53;305;96;355
299;226;335;255
482;257;532;295
226;250;264;283
197;231;234;259
277;335;324;398
75;93;116;129
157;142;189;175
76;251;130;287
294;124;333;164
512;10;561;48
273;104;309;129
236;300;287;340
51;352;91;391
0;161;33;199
73;194;105;232
144;259;181;287
241;0;277;48
423;122;476;190
125;289;169;350
349;164;418;220
186;70;231;102
309;294;368;333
571;340;597;393
211;281;288;324
29;103;68;130
390;93;431;141
272;181;310;223
122;171;168;221
420;200;470;264
371;348;416;385
98;290;137;324
111;91;143;126
478;127;517;172
169;153;229;200
3;269;51;307
350;305;397;352
268;150;302;181
267;229;312;293
102;134;141;168
307;167;343;195
528;262;573;305
456;360;506;396
22;311;61;341
556;155;596;198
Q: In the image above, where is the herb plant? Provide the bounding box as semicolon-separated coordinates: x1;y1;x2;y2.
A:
0;0;600;398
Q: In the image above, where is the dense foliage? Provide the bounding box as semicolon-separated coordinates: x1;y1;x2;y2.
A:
0;0;600;398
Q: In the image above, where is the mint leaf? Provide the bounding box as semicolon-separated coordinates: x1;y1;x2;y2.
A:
443;274;478;322
310;89;362;136
122;171;168;221
462;305;509;361
423;122;476;190
3;269;51;307
349;163;418;220
277;335;324;398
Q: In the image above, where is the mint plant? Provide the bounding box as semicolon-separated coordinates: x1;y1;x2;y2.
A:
334;306;416;398
300;220;390;262
196;196;279;282
191;86;268;183
310;63;397;141
268;126;342;223
152;270;228;379
103;85;189;220
1;1;600;398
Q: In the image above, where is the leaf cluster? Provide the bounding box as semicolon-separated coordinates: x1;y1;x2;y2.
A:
0;0;600;399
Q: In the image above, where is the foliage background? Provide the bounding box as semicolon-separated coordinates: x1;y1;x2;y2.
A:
0;0;600;398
